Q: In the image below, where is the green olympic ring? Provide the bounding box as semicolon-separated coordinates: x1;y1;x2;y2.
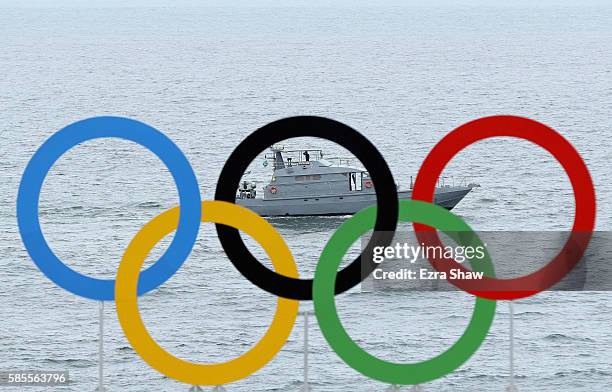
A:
313;200;497;385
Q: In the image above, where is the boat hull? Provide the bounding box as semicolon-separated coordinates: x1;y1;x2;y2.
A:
236;186;472;217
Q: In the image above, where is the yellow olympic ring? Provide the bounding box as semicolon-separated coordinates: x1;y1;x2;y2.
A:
115;200;299;386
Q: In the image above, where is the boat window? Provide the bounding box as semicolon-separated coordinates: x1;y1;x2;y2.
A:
349;172;362;191
295;175;321;182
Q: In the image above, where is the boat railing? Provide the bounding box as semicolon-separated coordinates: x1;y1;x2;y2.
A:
271;159;317;170
323;156;361;167
265;154;363;170
265;149;324;169
409;176;480;189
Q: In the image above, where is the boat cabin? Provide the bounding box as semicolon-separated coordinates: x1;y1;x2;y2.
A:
237;146;374;200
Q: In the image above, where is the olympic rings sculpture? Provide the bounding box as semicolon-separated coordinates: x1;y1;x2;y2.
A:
16;115;596;387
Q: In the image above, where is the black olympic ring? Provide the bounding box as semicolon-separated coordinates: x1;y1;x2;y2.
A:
215;116;399;300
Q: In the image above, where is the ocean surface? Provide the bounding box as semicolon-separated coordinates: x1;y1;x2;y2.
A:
1;2;611;391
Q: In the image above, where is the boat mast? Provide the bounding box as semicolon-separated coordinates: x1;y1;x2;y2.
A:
270;146;285;170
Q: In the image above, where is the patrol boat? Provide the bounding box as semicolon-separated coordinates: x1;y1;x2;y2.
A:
236;147;477;217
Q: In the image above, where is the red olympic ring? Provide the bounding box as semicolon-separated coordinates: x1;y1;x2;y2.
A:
270;186;278;194
412;115;596;300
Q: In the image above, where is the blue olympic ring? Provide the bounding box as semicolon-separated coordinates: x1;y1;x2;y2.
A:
16;116;202;301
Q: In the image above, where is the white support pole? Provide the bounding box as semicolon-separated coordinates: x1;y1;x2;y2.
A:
506;301;518;392
304;311;309;388
96;301;106;391
299;310;313;391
